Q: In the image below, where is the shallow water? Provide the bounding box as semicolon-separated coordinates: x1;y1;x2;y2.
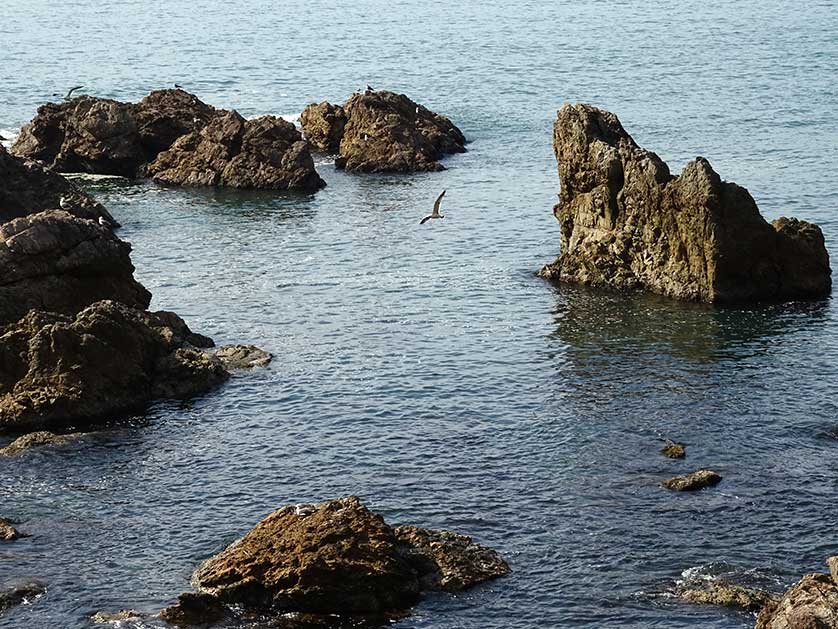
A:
2;1;838;627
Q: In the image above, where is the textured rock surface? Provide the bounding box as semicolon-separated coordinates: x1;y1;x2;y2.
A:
0;431;84;456
0;300;228;433
0;580;45;611
755;572;838;628
539;104;832;304
0;518;27;540
661;442;686;458
215;345;272;370
0;145;115;225
0;210;150;326
393;525;510;591
159;592;233;627
147;111;325;192
680;581;775;612
12;89;216;178
829;557;838;586
300;101;347;152
661;469;722;491
90;610;144;624
301;91;465;172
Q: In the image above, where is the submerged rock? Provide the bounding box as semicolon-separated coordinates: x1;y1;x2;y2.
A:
193;496;507;621
756;572;838;628
147;111;325;192
0;431;84;456
0;210;150;326
680;581;775;613
661;441;686;459
301;91;466;172
661;469;722;491
0;518;28;540
0;145;116;225
90;610;145;624
0;300;229;433
159;592;233;627
539;103;831;304
0;580;45;611
214;345;272;370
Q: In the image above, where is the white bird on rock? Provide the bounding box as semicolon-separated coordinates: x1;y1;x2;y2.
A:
59;196;72;210
98;216;113;229
419;190;446;225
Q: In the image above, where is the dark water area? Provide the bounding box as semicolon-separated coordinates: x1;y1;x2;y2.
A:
2;1;838;627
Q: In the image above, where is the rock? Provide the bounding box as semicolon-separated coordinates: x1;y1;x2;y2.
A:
0;210;151;326
0;517;28;540
214;345;272;370
0;300;229;433
12;89;217;178
829;556;838;586
680;581;775;612
0;431;84;456
661;442;686;459
147;111;325;192
0;580;45;611
0;144;116;225
393;525;510;591
661;469;722;491
90;610;144;624
300;101;347;152
755;572;838;628
539;103;831;304
159;592;232;627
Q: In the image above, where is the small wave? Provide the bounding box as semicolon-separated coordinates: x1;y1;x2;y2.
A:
247;112;301;125
0;128;18;149
64;172;130;182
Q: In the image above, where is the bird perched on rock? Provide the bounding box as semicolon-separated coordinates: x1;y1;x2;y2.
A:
59;195;73;210
420;190;446;225
365;85;374;93
98;216;113;230
174;83;183;89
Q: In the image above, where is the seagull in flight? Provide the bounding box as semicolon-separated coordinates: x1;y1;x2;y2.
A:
53;86;85;101
419;190;446;225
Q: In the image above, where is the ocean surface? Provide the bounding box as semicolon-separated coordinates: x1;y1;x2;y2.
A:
2;1;838;627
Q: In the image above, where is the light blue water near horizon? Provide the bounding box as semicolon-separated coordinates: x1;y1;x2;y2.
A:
2;1;838;627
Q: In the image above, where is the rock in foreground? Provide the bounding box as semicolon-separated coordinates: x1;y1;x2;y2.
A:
301;91;466;172
0;580;45;611
756;571;838;628
661;469;722;491
0;518;28;541
214;345;272;370
539;104;831;304
147;111;325;192
0;145;116;225
0;431;84;456
0;301;228;433
0;210;150;326
193;496;508;621
159;592;233;627
680;581;775;613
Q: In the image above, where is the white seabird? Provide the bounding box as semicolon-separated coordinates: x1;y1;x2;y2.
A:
419;190;446;225
59;196;72;210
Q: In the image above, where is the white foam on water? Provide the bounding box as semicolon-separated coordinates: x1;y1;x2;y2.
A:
0;128;18;149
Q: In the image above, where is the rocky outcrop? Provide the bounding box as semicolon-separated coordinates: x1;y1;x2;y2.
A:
193;496;508;620
0;300;228;433
539;104;831;304
12;89;216;178
661;441;686;459
0;580;45;611
679;581;775;613
0;431;84;456
0;210;150;326
147;111;325;192
0;518;27;540
90;610;144;624
159;592;233;627
301;91;466;172
214;345;272;370
756;570;838;628
0;145;116;225
661;469;722;491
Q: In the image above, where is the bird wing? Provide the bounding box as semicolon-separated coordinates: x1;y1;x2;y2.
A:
419;215;432;225
433;190;446;216
65;86;84;99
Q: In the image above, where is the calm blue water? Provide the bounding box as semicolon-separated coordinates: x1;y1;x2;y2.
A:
2;1;838;627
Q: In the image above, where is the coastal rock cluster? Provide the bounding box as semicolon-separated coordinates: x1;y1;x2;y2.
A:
301;90;466;172
755;559;838;628
539;104;832;303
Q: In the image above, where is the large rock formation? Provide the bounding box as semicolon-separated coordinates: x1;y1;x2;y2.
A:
0;210;150;326
12;89;216;178
192;496;508;620
0;300;227;433
756;569;838;628
300;91;466;172
146;111;325;192
539;104;831;304
0;145;116;225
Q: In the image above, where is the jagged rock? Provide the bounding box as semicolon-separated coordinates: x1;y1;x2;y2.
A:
393;525;510;592
756;572;838;628
0;580;45;611
301;91;465;172
193;496;507;620
90;610;144;624
679;581;775;612
829;556;838;586
300;102;347;152
539;104;831;304
147;111;325;192
0;431;84;456
159;592;233;627
0;210;150;326
0;145;116;225
0;517;28;540
0;300;228;433
661;442;686;459
12;89;216;178
214;345;272;370
661;469;722;491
